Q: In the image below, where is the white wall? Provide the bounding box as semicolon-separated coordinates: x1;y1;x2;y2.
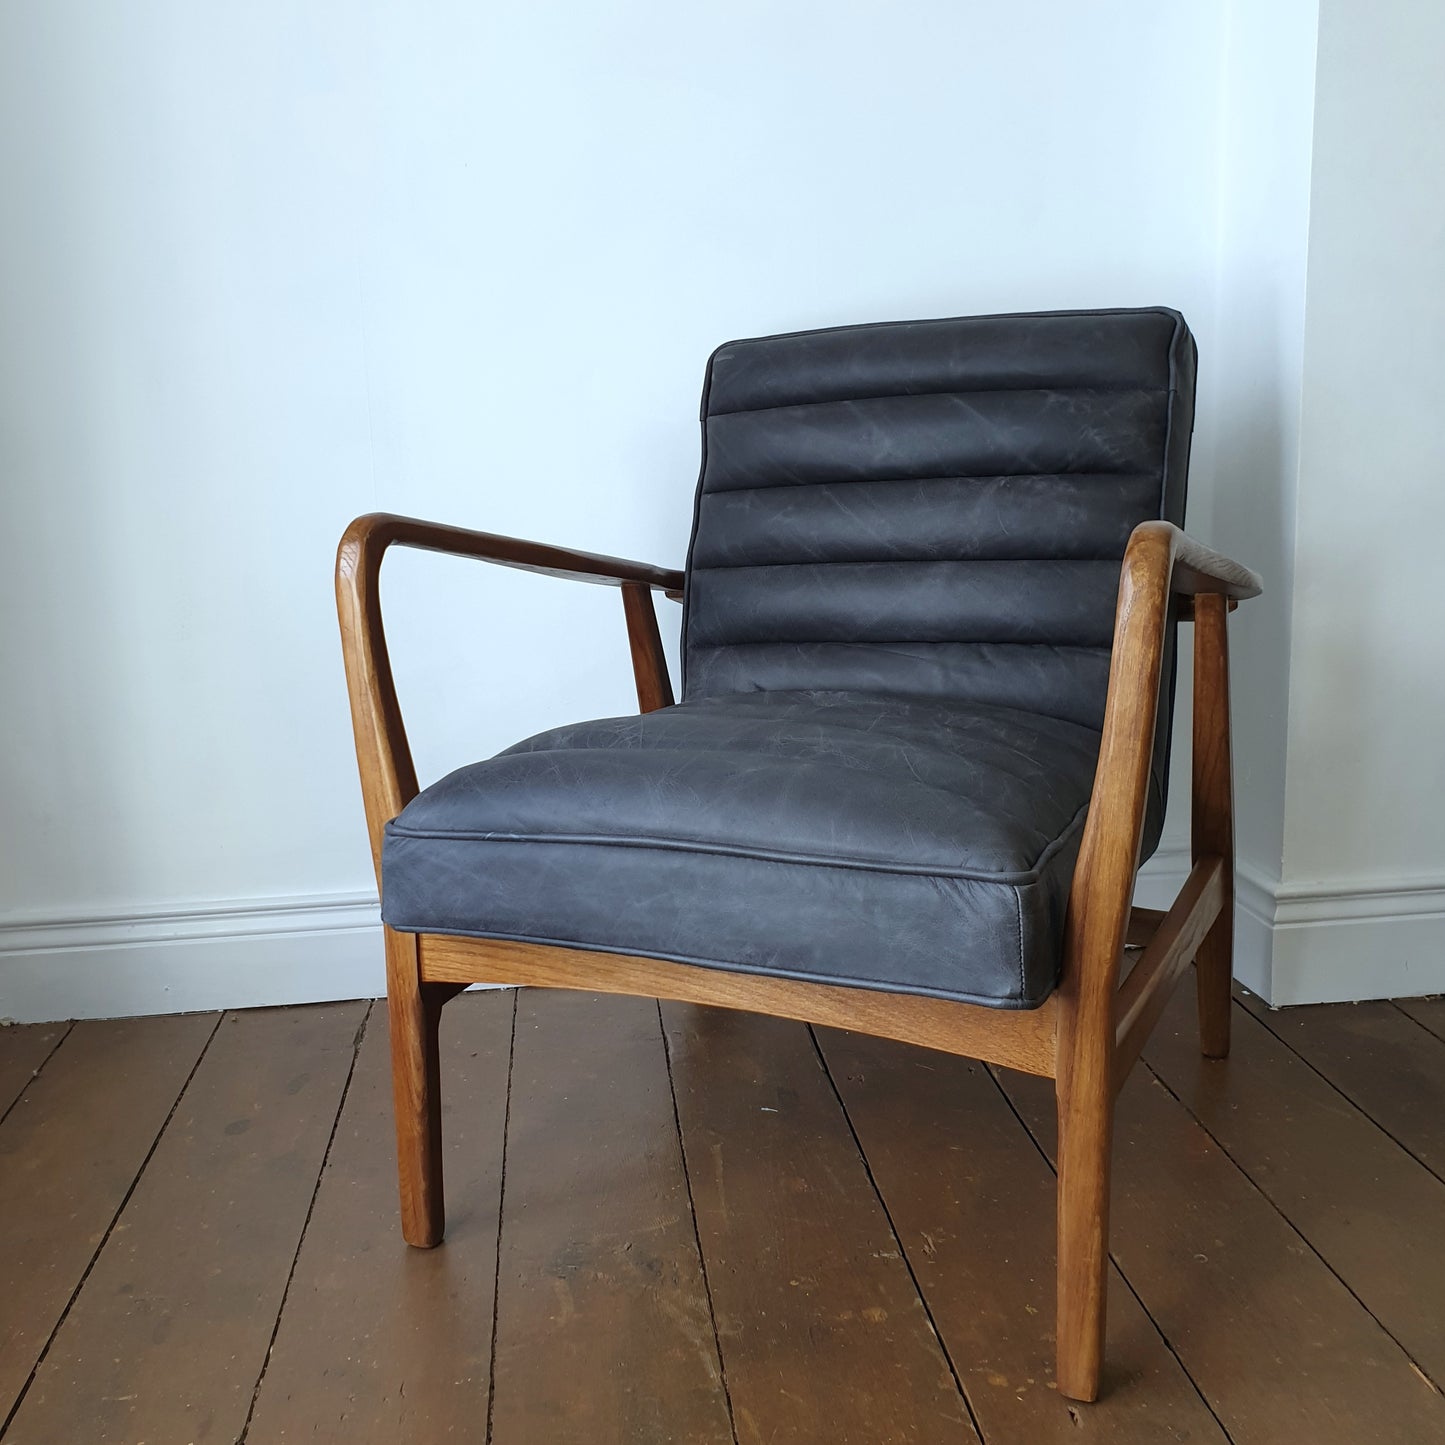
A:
0;1;1245;1019
1265;0;1445;1002
6;1;1402;1020
1181;0;1321;999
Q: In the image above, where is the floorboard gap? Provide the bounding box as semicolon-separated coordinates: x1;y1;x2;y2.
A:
1139;1051;1445;1397
808;1024;986;1443
484;988;519;1445
0;1011;225;1440
1243;1000;1445;1189
983;1059;1236;1444
1388;998;1445;1045
0;1020;76;1130
658;1001;740;1445
236;1000;376;1444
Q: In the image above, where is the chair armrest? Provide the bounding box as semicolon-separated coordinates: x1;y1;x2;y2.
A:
1150;521;1262;602
336;513;683;880
337;512;685;593
1061;521;1260;1006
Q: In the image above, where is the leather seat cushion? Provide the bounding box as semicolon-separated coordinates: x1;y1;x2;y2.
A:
381;691;1153;1008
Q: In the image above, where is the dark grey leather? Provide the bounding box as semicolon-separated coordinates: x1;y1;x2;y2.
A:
381;308;1196;1008
384;691;1103;1006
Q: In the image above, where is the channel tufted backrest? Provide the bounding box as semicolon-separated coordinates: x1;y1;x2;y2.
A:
680;307;1197;832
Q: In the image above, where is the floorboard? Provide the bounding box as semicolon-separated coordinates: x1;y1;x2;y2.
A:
1394;996;1445;1043
0;1013;218;1428
1241;991;1445;1182
245;991;513;1443
998;1025;1445;1444
816;1025;1227;1444
488;989;733;1445
4;1002;365;1445
663;1005;979;1445
4;985;1445;1444
1145;985;1445;1391
0;1022;71;1121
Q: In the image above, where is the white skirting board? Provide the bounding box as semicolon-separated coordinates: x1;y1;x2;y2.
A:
3;866;1443;1023
0;894;388;1024
1134;849;1445;1007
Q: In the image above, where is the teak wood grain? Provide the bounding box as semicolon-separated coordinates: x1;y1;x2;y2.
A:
662;1005;980;1445
1191;592;1235;1058
5;1004;364;1445
1112;854;1223;1086
0;1014;218;1425
1145;984;1445;1390
1052;522;1214;1397
816;1025;1229;1442
422;934;1058;1079
488;989;733;1445
620;579;675;712
335;512;683;876
335;509;1260;1403
245;993;513;1443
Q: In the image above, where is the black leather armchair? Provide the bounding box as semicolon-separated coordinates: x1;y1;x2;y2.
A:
337;308;1260;1402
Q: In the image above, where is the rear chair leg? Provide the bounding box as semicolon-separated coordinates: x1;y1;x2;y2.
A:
1055;1066;1114;1402
1194;897;1234;1060
385;925;448;1247
1192;592;1234;1060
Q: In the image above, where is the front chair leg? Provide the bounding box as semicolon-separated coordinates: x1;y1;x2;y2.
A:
385;926;451;1247
1055;1066;1115;1402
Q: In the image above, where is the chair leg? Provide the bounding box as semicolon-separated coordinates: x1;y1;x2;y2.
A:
1055;1068;1114;1402
385;925;447;1248
1192;591;1235;1060
1194;894;1233;1059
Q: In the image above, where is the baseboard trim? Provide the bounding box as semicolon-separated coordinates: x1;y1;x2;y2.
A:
1136;849;1445;1006
0;893;386;1023
5;867;1444;1023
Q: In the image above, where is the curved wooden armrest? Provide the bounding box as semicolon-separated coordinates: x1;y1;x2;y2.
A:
1152;522;1262;601
336;513;682;880
337;512;684;594
1061;519;1260;1008
1054;521;1260;1382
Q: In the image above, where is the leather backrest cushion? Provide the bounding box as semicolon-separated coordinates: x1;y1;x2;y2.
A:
683;308;1194;714
680;307;1196;831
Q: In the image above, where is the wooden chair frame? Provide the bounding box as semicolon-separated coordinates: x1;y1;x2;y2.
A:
336;511;1260;1403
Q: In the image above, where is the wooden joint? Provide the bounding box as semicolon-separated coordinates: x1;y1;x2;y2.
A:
620;582;675;712
1180;596;1239;619
418;933;1059;1079
1126;906;1167;948
1113;855;1224;1088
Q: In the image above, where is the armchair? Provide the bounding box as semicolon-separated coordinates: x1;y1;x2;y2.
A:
336;308;1260;1403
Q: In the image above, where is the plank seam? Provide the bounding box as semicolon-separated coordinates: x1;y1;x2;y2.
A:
657;1001;740;1445
982;1061;1236;1441
1388;997;1445;1046
485;989;519;1445
808;1025;986;1444
1241;999;1445;1192
236;1000;375;1443
1139;1045;1445;1397
0;1021;75;1129
0;1011;225;1440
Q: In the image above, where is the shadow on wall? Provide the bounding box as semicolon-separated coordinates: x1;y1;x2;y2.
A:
1204;267;1300;905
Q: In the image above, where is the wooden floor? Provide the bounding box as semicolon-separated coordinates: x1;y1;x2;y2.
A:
2;985;1443;1444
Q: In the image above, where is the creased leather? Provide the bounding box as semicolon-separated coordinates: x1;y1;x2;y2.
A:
381;307;1196;1008
383;692;1114;1008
